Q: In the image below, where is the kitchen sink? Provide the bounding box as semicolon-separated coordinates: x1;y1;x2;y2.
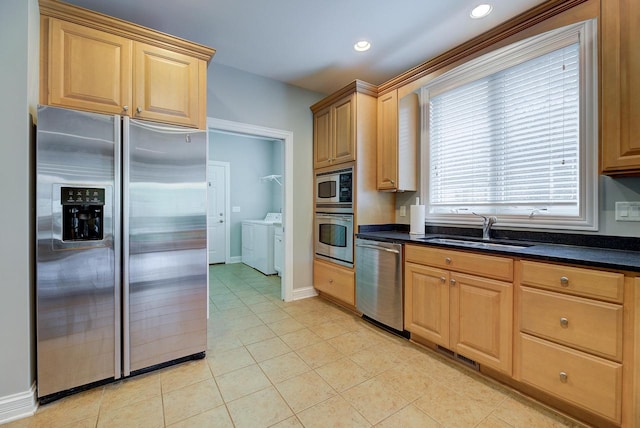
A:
422;237;532;250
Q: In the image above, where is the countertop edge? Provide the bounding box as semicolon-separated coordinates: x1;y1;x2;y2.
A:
356;231;640;273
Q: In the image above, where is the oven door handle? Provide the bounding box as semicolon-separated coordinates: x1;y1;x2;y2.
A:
355;243;400;254
316;214;352;222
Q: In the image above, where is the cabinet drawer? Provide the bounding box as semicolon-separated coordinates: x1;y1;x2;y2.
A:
406;245;513;282
520;260;623;303
520;287;623;361
518;333;622;423
313;259;355;305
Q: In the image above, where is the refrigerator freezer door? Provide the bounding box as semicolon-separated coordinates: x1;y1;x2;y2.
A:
36;106;120;398
123;118;207;375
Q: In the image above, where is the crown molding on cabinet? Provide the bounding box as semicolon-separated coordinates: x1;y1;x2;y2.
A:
377;0;589;95
310;79;378;113
39;0;215;63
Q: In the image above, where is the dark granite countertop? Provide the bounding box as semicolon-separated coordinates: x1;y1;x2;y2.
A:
356;226;640;272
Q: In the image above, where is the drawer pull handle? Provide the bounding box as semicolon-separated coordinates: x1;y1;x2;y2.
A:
560;276;569;286
440;277;446;283
560;317;569;327
450;279;456;286
329;279;333;284
445;257;452;265
559;372;568;383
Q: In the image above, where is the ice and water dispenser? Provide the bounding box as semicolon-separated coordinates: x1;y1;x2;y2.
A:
61;187;105;241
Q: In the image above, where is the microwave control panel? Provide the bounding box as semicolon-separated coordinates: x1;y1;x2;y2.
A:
339;172;352;203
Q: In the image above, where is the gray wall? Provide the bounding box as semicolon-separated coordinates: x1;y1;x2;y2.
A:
206;63;325;290
0;0;38;401
210;132;283;257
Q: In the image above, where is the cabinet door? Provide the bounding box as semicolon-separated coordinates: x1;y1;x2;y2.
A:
313;106;332;169
450;272;513;374
332;95;356;165
404;262;450;346
601;0;640;174
313;259;355;305
377;90;398;190
48;19;131;115
133;43;201;128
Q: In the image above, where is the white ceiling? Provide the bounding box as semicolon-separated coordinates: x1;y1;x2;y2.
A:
63;0;548;95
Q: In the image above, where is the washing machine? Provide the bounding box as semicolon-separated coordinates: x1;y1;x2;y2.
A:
241;213;282;275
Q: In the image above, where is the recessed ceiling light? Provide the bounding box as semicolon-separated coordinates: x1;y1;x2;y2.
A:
354;40;371;52
470;4;493;19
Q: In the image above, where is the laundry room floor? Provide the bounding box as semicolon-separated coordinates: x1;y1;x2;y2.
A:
7;263;588;427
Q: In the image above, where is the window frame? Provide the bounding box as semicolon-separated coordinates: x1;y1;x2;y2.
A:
420;19;598;231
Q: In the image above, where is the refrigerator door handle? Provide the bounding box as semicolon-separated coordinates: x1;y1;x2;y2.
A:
130;117;204;134
113;115;123;380
122;116;131;377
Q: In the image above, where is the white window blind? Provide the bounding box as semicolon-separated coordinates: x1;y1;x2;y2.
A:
421;20;597;230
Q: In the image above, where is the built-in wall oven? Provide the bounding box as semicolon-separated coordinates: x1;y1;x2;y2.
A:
315;212;354;267
315;166;354;267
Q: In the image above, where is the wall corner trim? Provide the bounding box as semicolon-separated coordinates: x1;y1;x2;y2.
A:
0;382;38;425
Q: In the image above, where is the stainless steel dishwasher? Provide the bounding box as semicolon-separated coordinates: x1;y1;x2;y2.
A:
355;238;405;333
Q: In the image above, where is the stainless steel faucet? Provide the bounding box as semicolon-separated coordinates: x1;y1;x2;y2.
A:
473;213;497;240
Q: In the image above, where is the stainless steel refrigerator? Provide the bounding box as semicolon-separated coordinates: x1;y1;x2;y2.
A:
36;105;207;402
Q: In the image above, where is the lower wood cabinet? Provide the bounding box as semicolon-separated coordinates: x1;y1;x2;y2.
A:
404;245;513;374
519;286;623;361
404;246;636;426
518;333;623;423
313;259;355;306
515;260;627;425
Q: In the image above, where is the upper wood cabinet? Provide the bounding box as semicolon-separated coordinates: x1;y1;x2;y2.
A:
40;0;214;129
377;90;418;191
133;43;204;127
312;93;356;169
601;0;640;174
47;19;132;116
377;90;398;190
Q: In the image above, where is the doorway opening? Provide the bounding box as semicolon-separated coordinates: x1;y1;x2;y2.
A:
206;118;293;302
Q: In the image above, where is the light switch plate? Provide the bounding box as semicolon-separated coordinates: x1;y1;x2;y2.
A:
232;206;241;213
399;206;407;217
615;201;640;221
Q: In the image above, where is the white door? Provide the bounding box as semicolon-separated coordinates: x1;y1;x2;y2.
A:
208;162;227;264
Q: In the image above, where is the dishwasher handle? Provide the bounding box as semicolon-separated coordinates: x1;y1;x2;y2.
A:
355;242;400;254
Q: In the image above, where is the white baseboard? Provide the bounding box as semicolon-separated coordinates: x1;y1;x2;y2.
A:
0;382;37;425
292;286;318;301
227;256;242;264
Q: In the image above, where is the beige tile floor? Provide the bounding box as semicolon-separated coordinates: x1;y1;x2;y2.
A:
6;263;590;428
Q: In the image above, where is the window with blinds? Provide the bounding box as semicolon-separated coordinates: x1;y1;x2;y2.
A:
421;20;597;230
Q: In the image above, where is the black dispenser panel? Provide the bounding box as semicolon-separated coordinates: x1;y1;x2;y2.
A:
61;187;105;241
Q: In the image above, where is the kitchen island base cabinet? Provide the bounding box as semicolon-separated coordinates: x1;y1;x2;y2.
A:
313;259;355;307
404;245;513;375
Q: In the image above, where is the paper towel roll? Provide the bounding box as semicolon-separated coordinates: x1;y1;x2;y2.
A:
409;197;425;235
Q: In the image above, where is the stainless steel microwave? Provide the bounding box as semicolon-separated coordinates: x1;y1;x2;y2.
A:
315;166;353;212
